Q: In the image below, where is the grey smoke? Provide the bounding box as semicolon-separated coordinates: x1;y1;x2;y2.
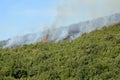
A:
4;13;120;48
3;0;120;48
48;13;120;42
4;31;48;47
54;0;120;27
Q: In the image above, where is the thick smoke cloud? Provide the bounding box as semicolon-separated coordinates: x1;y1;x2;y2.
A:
54;0;120;27
3;0;120;48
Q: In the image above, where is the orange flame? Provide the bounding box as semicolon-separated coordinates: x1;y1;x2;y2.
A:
41;36;48;43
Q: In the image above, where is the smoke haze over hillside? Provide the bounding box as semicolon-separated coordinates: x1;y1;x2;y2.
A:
54;0;120;27
4;13;120;48
1;0;120;48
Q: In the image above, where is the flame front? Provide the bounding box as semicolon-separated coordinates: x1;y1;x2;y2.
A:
41;36;48;43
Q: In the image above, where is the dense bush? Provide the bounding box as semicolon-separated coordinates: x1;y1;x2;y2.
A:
0;23;120;80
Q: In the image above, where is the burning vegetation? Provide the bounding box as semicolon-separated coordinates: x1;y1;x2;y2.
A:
41;35;48;43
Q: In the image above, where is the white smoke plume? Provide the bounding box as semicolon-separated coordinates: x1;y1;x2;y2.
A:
54;0;120;27
3;0;120;48
48;13;120;42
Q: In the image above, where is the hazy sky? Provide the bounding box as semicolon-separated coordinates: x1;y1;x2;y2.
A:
54;0;120;28
0;0;62;40
0;0;120;40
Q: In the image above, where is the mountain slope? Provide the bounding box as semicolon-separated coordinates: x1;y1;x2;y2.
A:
0;23;120;80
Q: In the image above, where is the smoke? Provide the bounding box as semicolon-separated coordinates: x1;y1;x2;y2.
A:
4;30;48;48
3;0;120;48
46;0;120;42
54;0;120;27
47;13;120;42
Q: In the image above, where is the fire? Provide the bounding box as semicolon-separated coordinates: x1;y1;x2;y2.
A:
41;36;48;43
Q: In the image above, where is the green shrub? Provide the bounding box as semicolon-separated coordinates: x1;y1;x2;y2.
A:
0;23;120;80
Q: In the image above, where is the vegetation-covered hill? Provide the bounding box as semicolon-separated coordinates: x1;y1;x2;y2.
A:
0;23;120;80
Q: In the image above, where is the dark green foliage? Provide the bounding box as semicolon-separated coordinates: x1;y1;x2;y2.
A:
0;23;120;80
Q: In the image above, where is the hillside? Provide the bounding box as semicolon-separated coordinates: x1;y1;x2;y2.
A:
0;23;120;80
